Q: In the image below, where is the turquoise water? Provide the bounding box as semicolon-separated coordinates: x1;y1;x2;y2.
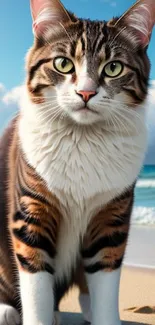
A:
139;165;155;180
132;165;155;224
135;165;155;208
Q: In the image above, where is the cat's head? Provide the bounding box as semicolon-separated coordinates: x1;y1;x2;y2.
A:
26;0;155;126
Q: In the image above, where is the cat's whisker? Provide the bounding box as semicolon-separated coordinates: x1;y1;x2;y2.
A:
50;109;64;124
37;110;55;121
92;104;124;138
37;100;57;106
37;106;62;118
38;99;57;109
114;108;145;130
117;103;145;113
110;116;124;144
110;104;145;127
112;113;136;152
100;123;126;177
37;104;58;113
37;112;60;125
36;105;62;120
38;104;62;113
36;103;54;113
31;94;70;100
98;100;145;126
102;119;117;135
36;100;61;109
37;108;54;118
97;102;141;148
31;96;58;100
100;98;145;108
109;114;125;143
109;106;136;131
37;107;62;122
103;97;143;105
110;115;131;153
116;107;145;123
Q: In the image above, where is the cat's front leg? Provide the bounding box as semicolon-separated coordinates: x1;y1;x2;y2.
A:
19;271;54;325
10;193;60;325
86;269;121;325
82;189;133;325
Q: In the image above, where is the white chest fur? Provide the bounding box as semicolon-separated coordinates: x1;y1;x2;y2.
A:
19;92;147;279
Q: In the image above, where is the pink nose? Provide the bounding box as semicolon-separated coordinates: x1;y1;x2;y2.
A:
76;90;97;103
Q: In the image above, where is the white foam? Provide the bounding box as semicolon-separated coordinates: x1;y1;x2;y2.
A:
136;179;155;187
131;206;155;225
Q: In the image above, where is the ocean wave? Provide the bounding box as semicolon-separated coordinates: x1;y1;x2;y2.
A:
131;207;155;225
136;179;155;187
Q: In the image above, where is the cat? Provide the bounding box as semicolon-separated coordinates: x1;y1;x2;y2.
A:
0;0;155;324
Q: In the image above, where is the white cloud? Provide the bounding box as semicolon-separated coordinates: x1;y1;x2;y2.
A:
0;83;5;93
2;85;24;105
0;84;19;133
110;2;117;7
100;0;117;6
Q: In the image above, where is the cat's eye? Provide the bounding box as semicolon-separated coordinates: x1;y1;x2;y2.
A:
104;61;123;78
53;57;75;74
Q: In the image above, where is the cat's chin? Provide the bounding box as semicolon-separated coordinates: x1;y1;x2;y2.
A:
69;108;102;125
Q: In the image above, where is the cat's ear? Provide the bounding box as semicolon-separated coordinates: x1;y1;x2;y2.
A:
30;0;72;36
115;0;155;48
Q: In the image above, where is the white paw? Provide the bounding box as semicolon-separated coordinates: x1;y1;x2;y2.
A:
0;304;20;325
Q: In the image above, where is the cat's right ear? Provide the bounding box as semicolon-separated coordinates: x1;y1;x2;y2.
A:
30;0;72;36
115;0;155;48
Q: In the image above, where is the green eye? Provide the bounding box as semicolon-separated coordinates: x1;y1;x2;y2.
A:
53;57;75;74
104;61;123;78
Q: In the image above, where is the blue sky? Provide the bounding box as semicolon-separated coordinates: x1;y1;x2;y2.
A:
0;0;155;163
0;0;155;89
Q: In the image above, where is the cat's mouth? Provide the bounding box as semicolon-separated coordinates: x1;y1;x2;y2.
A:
73;106;98;114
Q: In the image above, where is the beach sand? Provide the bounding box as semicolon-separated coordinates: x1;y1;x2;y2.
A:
59;225;155;325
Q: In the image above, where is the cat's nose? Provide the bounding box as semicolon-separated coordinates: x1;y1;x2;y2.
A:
76;90;97;103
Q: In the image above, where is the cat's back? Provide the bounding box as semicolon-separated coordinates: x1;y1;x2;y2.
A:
0;116;22;310
0;117;17;251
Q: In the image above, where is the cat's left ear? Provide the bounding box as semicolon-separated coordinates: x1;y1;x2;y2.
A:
30;0;72;36
116;0;155;48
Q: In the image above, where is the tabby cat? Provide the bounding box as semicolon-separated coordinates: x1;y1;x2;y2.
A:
0;0;155;324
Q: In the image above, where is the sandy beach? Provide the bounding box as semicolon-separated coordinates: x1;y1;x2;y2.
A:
59;225;155;325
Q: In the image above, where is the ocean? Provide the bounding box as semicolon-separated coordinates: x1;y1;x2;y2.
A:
132;165;155;225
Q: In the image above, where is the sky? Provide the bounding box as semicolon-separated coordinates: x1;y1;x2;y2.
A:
0;0;155;163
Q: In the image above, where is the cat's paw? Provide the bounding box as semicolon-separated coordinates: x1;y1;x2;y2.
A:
0;304;20;325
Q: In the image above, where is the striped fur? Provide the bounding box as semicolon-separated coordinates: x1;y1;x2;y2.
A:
0;119;135;321
8;121;61;277
0;0;154;324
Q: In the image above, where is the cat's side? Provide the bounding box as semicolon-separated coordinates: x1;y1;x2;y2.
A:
0;1;155;325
